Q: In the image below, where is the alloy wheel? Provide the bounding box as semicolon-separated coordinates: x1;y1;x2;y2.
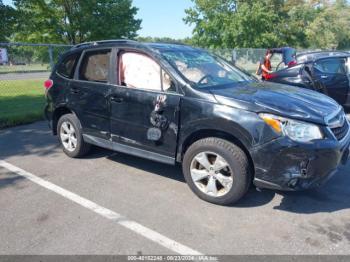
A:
60;121;77;152
190;151;233;197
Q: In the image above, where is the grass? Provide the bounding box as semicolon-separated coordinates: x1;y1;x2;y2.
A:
0;79;46;129
0;64;50;74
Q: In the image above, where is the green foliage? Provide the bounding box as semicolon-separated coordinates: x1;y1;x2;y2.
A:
278;2;318;48
0;79;45;129
3;0;350;50
227;1;282;48
184;0;293;48
184;0;350;49
136;36;192;45
0;0;17;42
12;0;142;44
306;1;350;49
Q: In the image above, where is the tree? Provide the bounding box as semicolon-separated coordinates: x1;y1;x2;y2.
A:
184;0;237;48
13;0;142;44
277;0;320;48
0;0;17;42
306;1;350;49
184;0;350;49
226;1;283;48
136;36;192;45
184;0;289;48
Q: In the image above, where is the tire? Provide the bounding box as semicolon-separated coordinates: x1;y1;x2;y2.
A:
57;113;91;158
182;137;251;205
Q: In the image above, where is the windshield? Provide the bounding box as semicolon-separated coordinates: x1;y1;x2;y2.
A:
161;49;253;88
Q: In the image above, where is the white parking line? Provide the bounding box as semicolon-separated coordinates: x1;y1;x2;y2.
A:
0;160;202;255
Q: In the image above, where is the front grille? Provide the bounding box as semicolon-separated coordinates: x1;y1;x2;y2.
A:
331;120;349;141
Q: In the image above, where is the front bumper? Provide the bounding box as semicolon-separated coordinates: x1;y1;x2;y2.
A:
250;126;350;191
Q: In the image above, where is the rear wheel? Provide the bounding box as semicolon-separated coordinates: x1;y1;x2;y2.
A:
182;137;251;205
57;114;91;158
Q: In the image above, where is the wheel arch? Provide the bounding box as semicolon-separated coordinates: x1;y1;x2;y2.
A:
52;106;77;135
177;129;255;176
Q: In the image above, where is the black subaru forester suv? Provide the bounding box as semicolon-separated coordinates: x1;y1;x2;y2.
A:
45;40;350;205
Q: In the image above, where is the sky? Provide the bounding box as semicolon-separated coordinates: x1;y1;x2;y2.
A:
2;0;195;39
133;0;194;38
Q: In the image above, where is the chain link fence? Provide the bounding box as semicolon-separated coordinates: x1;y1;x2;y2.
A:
231;48;266;74
0;42;72;128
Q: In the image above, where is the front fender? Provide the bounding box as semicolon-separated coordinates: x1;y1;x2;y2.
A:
177;98;278;158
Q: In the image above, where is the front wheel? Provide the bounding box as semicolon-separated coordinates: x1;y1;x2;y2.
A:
182;138;251;205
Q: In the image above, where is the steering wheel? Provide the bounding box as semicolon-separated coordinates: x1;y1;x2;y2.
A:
197;74;213;85
276;61;284;71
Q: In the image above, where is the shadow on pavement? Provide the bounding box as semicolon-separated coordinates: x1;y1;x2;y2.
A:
0;166;27;191
106;151;185;183
273;167;350;214
0;121;60;159
235;187;276;208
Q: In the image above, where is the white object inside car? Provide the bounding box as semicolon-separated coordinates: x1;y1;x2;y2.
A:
119;52;171;91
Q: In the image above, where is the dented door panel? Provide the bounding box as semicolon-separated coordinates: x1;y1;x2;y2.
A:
109;86;181;157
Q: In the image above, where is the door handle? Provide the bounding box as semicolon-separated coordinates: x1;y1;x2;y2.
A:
321;75;329;79
110;96;124;103
303;78;312;84
70;87;80;94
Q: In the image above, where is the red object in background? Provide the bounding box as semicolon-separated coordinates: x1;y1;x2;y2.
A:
288;60;297;67
265;73;277;80
44;79;53;90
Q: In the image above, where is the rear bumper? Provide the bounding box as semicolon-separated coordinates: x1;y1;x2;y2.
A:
250;127;350;191
44;104;53;130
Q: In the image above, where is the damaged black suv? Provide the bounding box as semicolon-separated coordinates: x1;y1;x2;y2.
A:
45;40;350;205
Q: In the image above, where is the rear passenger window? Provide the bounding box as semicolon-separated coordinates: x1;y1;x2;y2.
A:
79;50;111;82
57;53;79;79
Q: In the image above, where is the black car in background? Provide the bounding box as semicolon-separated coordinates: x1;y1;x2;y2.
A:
266;51;350;110
45;40;350;205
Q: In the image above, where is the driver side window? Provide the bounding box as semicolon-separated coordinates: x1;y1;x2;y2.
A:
119;52;175;92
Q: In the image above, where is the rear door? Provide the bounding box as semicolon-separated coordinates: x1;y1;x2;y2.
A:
312;57;350;105
68;48;113;139
109;51;181;162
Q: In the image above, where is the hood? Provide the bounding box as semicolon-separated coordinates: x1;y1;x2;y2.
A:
211;81;341;125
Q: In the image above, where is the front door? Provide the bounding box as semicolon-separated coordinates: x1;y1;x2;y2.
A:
109;51;181;160
312;57;350;105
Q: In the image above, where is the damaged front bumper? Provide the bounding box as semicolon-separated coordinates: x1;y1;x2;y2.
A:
250;126;350;191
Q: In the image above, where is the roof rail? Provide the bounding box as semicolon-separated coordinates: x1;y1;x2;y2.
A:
297;50;349;56
71;39;139;49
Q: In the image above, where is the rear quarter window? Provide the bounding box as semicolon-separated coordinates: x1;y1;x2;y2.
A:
57;53;80;79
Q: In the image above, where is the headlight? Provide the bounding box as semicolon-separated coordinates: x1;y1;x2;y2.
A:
259;113;323;142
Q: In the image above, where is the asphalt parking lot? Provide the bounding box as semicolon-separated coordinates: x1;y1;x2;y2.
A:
0;121;350;255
